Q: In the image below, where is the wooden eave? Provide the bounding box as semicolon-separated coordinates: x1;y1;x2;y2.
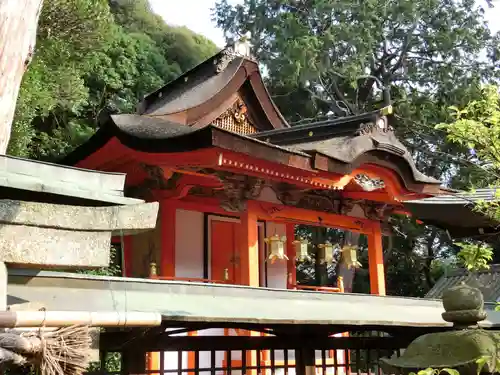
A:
61;113;443;199
8;269;461;331
404;188;500;238
254;110;442;194
136;49;289;131
0;154;143;206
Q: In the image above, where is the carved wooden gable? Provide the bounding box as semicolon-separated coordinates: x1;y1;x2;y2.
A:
212;97;258;135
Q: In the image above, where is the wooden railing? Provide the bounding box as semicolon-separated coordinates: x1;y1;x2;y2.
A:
289;276;345;293
148;263;345;293
148;262;229;284
149;275;230;284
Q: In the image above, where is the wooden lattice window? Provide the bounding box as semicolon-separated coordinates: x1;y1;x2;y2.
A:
212;98;258;135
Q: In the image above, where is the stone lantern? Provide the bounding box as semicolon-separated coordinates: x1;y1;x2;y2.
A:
380;283;499;375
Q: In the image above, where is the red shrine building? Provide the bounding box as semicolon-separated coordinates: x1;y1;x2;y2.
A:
62;46;444;374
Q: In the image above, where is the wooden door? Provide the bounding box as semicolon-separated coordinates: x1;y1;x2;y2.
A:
211;220;239;283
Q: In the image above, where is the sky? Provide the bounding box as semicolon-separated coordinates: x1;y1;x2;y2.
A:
149;0;241;47
149;0;500;48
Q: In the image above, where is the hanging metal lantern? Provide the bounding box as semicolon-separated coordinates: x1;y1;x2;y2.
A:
317;241;336;264
149;262;158;277
292;237;311;262
264;234;288;264
341;244;362;269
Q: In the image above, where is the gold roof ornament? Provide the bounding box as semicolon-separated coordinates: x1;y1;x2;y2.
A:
264;234;288;264
317;241;336;264
340;244;362;269
292;237;312;262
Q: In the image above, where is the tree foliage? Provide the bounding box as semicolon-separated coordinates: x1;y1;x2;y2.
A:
214;0;498;121
438;85;500;189
214;0;500;296
9;0;218;160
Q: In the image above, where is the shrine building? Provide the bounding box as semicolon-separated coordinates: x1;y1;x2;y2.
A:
60;45;446;374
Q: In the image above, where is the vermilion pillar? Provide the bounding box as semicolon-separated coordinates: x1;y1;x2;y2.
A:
367;222;386;295
239;201;259;286
149;200;177;375
239;201;259;375
286;223;296;288
160;200;176;277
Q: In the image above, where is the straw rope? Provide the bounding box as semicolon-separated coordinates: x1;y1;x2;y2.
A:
0;325;92;375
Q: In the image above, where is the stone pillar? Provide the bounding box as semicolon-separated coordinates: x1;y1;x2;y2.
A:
0;261;6;311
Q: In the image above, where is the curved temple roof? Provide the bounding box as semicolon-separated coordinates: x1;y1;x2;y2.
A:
61;47;443;199
404;188;500;238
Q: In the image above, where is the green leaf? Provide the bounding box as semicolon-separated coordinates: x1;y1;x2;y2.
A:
441;368;459;375
417;368;437;375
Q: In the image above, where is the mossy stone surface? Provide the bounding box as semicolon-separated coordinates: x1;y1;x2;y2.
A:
380;330;500;375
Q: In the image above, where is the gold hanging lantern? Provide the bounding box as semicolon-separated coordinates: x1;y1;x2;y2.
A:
341;244;362;269
264;234;288;264
317;241;336;264
149;262;158;277
292;237;311;262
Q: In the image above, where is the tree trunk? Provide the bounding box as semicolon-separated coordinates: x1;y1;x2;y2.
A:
0;0;43;154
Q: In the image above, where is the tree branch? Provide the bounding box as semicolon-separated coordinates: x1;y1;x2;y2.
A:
319;74;357;115
391;25;418;74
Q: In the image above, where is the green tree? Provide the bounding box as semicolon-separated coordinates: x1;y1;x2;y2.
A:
437;85;500;190
9;0;115;158
436;85;500;286
214;0;498;122
438;85;500;223
214;0;497;295
10;0;218;161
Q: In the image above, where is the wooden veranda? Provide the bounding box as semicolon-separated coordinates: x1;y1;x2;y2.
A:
97;326;416;375
8;270;477;375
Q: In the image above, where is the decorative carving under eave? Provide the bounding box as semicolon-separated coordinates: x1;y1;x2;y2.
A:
219;176;265;212
225;98;248;124
213;97;257;135
276;190;302;207
339;199;360;216
363;202;395;221
126;165;179;199
276;190;341;214
140;164;178;190
354;174;385;191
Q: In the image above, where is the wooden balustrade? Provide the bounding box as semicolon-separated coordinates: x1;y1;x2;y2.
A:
148;262;229;284
289;276;345;293
148;262;345;293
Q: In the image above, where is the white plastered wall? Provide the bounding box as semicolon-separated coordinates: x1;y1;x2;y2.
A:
264;222;288;289
168;209;346;374
174;209;204;278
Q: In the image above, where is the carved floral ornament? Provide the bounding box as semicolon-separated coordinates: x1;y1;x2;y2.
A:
220;98;248;125
212;97;257;135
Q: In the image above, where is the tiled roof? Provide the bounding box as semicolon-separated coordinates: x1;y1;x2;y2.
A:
404;188;500;238
426;264;500;302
